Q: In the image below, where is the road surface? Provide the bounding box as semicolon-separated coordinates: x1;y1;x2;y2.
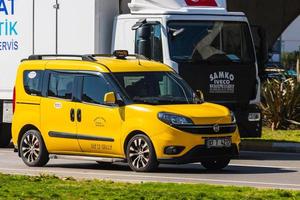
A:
0;148;299;190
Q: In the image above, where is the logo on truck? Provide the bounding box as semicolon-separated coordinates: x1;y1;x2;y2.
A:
209;71;235;94
0;0;18;51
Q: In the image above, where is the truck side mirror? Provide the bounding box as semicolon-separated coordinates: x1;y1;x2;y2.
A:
196;90;205;102
136;25;151;59
251;25;268;78
257;27;268;64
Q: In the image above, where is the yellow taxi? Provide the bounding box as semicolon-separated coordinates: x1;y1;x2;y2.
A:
12;51;240;172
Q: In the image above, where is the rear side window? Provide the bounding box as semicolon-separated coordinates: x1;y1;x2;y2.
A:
82;75;112;105
48;73;75;100
23;70;44;96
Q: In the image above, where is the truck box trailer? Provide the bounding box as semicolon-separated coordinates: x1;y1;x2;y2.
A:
0;0;267;147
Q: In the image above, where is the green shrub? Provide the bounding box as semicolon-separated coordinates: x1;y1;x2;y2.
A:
260;78;300;130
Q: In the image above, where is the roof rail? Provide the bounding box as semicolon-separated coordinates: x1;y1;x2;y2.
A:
26;54;96;62
87;54;147;60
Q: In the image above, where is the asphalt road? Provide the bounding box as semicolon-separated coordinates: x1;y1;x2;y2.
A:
0;148;300;190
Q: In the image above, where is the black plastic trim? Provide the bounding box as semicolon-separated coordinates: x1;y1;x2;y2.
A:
159;144;239;164
48;131;114;142
16;102;40;106
174;123;237;134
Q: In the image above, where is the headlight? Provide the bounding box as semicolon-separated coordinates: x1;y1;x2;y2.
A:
230;111;236;123
158;112;194;125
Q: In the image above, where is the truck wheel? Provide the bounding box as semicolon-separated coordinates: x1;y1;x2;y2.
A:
126;134;158;172
0;124;12;148
0;132;11;148
20;130;49;167
201;158;230;170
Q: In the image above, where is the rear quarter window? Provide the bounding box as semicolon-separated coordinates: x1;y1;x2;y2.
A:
23;70;44;96
48;73;75;100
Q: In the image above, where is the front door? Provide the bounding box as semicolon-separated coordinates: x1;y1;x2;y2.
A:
76;74;123;156
41;71;80;152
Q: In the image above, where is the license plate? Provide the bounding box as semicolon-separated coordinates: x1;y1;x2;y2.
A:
205;138;231;148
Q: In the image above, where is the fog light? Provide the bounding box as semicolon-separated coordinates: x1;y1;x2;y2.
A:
164;146;185;155
248;113;261;122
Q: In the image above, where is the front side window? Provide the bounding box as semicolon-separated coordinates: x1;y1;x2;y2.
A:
114;72;197;105
168;21;255;64
82;75;112;105
48;73;75;100
23;70;44;96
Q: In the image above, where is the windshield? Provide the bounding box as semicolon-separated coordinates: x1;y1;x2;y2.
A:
113;72;199;105
168;21;255;64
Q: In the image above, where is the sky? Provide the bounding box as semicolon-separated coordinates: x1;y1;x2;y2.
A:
281;15;300;52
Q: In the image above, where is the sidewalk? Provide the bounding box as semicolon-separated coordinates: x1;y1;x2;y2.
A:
240;140;300;153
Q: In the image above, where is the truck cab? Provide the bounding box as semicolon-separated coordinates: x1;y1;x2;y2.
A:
113;0;263;137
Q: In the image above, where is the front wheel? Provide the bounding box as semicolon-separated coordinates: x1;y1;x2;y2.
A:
201;158;230;170
126;134;158;172
20;130;49;167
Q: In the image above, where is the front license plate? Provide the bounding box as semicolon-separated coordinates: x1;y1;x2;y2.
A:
206;138;231;148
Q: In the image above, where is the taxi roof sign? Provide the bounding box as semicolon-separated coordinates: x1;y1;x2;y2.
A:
113;50;129;59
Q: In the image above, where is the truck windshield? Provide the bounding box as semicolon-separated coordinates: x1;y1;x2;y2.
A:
168;21;255;64
113;72;199;105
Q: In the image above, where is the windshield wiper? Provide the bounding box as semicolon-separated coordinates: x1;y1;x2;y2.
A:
169;28;185;38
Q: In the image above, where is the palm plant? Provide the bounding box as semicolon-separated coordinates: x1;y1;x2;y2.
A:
261;78;300;130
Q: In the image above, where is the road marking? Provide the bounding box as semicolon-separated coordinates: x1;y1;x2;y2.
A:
241;151;300;155
0;167;299;189
230;163;300;169
0;150;14;153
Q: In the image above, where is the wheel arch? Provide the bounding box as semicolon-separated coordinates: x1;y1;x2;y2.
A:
123;130;152;156
17;124;40;156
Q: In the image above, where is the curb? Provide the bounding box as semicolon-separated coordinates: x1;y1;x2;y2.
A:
240;140;300;153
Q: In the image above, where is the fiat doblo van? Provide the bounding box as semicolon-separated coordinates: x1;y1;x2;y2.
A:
12;51;240;172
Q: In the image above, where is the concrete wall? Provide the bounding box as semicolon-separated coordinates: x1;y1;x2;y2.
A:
120;0;131;14
227;0;300;49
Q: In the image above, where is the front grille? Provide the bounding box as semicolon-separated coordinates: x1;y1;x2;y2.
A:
174;123;236;134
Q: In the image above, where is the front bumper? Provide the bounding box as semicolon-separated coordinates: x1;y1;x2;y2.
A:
158;144;239;164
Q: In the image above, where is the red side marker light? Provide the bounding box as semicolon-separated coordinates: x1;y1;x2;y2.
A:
185;0;218;7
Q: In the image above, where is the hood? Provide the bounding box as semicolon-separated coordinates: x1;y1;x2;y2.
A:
158;102;231;124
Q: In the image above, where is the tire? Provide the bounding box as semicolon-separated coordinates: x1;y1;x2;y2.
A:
0;123;12;148
126;134;158;172
201;158;230;170
20;130;49;167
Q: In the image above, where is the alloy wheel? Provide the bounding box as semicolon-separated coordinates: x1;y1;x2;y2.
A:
128;137;150;169
21;132;41;163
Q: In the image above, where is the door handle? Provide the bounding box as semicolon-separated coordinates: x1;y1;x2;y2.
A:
70;109;75;122
77;109;82;122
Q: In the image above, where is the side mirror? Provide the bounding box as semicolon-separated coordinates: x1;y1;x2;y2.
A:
251;25;268;77
257;27;268;65
104;92;116;105
136;25;151;59
196;90;205;102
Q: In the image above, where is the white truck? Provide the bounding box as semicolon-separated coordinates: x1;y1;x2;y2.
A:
0;0;267;147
